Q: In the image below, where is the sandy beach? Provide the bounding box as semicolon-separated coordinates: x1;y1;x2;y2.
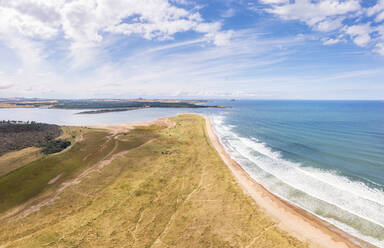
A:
203;115;370;248
1;114;311;247
0;114;378;247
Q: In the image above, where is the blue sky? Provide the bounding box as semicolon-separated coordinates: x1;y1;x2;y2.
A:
0;0;383;99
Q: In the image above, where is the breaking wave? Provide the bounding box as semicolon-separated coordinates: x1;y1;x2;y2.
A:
211;115;384;247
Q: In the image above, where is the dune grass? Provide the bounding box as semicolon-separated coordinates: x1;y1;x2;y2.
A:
0;126;88;178
0;147;42;177
0;114;307;248
0;125;157;215
59;126;89;143
0;130;111;213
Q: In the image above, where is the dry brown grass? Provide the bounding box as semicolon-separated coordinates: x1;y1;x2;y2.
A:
0;104;34;108
0;126;87;178
0;114;307;248
59;126;89;143
0;147;42;177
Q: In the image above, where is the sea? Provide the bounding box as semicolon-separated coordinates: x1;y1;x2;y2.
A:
1;100;383;247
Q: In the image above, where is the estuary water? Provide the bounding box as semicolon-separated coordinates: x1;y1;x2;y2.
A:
1;100;383;247
0;107;209;126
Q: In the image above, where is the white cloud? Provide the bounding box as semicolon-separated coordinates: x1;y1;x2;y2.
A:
265;0;360;26
366;0;384;17
316;18;343;32
0;6;58;39
221;8;236;18
375;11;384;23
0;82;12;90
344;24;371;47
312;69;382;81
257;0;384;55
374;43;384;55
169;0;191;5
322;38;342;45
260;0;289;4
0;29;300;98
0;0;232;67
205;30;234;46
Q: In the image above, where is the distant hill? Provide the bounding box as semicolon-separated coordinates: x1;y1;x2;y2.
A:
0;98;226;110
0;121;62;156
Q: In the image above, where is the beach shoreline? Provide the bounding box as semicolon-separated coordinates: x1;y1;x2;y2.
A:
0;113;377;247
203;115;372;248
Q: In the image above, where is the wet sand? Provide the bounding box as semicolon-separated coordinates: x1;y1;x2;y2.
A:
203;115;372;248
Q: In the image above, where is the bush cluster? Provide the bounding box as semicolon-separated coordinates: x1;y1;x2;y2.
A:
0;121;62;155
41;139;71;155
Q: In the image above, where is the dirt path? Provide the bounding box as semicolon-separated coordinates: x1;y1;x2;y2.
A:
0;125;156;223
151;164;207;248
1;117;173;223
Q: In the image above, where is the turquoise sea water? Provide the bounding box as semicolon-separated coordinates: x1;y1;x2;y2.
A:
210;100;384;247
1;101;383;246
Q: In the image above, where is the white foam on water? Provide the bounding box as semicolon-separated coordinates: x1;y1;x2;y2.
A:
211;115;384;247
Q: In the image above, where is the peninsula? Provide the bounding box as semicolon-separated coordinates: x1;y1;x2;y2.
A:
0;114;367;248
0;98;227;114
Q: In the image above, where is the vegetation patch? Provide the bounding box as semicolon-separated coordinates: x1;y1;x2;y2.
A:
0;121;62;156
40;139;71;154
0;98;227;110
76;107;143;114
0;147;42;177
0;115;306;248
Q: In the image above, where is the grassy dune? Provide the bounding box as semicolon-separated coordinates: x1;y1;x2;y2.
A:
0;147;42;177
0;126;87;178
0;115;307;248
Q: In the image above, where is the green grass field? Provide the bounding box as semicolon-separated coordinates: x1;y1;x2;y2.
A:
0;126;87;178
0;115;307;248
0;147;42;177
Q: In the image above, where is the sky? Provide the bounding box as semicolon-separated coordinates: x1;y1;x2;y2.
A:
0;0;383;100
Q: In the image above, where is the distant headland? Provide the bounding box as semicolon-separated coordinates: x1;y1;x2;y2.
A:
0;98;227;114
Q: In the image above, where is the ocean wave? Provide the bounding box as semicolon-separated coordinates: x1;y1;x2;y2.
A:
211;115;384;247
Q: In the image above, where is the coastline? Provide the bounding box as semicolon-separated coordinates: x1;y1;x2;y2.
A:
0;113;376;247
0;114;311;247
203;115;371;248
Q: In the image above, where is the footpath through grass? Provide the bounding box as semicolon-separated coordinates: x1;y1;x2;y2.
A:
0;115;307;248
0;126;156;215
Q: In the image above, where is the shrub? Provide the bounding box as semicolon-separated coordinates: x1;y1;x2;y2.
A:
41;139;71;155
